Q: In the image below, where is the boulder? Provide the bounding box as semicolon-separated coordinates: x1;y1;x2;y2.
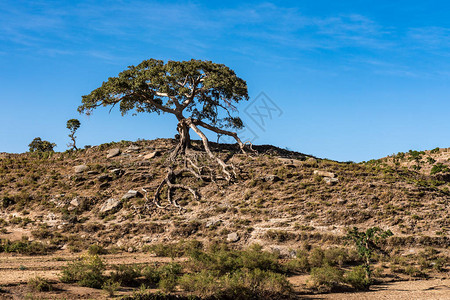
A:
313;170;336;178
127;145;141;152
122;190;141;200
143;151;160;159
323;177;339;185
264;175;282;182
99;198;122;213
227;232;240;243
74;164;88;173
107;148;121;158
70;198;80;207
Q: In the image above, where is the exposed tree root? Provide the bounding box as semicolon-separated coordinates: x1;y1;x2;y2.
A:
142;117;253;211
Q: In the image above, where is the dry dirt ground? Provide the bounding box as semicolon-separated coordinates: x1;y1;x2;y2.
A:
0;253;449;300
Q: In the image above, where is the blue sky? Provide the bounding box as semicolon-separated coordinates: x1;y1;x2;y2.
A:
1;0;449;161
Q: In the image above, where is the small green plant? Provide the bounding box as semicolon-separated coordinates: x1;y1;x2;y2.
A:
88;244;108;255
102;279;121;297
28;276;53;292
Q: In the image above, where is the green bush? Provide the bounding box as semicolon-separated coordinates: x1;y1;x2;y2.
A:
28;276;53;292
219;268;294;299
310;265;344;292
142;264;161;287
0;237;49;255
88;244;108;255
158;263;182;292
178;270;217;297
102;279;121;297
110;264;142;287
60;254;106;288
345;266;370;290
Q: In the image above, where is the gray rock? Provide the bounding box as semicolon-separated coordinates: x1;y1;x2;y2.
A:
122;190;141;200
227;232;240;242
99;198;122;213
313;170;336;178
87;170;99;175
70;198;80;207
265;175;282;182
143;151;160;159
323;177;339;185
74;164;88;173
107;148;121;158
127;145;141;152
304;158;318;166
278;158;303;167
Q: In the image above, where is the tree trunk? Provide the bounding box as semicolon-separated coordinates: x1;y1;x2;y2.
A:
178;121;191;154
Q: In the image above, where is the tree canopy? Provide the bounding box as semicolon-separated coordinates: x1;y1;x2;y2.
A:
78;59;248;130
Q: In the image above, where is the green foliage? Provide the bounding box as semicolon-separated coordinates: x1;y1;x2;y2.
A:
0;237;49;255
88;244;108;255
144;240;203;258
431;163;450;175
157;263;182;292
102;279;120;297
345;266;371;290
188;243;281;275
310;265;344;292
60;254;106;288
28;137;56;153
28;276;53;292
110;264;142;287
78;59;249;131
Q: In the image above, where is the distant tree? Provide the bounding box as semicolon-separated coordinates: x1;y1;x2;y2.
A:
66;119;81;150
28;137;56;152
78;59;251;208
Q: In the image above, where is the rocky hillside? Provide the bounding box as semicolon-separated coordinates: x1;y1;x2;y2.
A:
0;139;449;255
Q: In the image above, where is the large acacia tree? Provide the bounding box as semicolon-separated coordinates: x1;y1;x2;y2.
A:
78;59;250;208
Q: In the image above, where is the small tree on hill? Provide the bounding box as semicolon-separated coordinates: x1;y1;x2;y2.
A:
28;137;56;153
78;59;251;209
66;119;81;150
346;227;393;283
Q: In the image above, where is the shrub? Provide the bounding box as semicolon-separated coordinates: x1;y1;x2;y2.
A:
28;137;56;153
60;254;106;288
220;268;294;299
0;237;49;255
345;266;370;290
88;244;108;255
310;265;344;292
28;276;53;292
110;264;142;287
178;270;217;297
158;263;182;292
102;279;121;297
